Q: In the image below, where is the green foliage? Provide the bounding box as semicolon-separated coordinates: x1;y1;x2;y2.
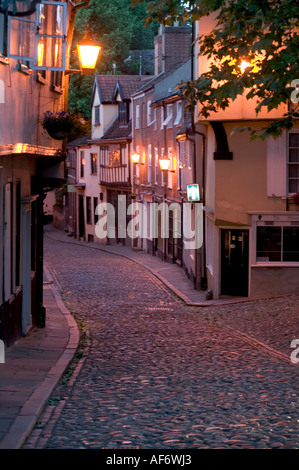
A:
132;0;299;139
68;0;158;117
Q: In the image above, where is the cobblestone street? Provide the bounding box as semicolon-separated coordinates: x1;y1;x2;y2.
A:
24;230;299;449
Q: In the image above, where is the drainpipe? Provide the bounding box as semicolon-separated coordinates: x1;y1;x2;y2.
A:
185;21;207;290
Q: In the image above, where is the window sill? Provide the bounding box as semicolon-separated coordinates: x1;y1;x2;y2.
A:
0;55;9;65
18;63;32;75
50;85;63;94
253;262;299;267
36;73;47;85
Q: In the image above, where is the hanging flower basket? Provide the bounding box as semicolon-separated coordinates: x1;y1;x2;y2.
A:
42;110;90;141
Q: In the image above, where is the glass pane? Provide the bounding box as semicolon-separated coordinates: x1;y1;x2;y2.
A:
283;228;299;261
38;3;64;36
0;14;4;55
35;36;63;68
256;227;281;262
289;179;299;193
288;164;299;178
289;133;299;148
289;148;299;162
8;17;35;60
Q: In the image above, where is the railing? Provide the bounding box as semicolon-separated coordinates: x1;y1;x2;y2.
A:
100;164;130;187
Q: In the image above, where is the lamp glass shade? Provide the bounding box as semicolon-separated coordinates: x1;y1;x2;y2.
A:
131;153;141;164
159;156;170;171
77;27;101;74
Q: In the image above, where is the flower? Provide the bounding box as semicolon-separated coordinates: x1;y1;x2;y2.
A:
291;192;299;204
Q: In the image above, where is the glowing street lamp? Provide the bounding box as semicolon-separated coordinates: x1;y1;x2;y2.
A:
66;24;101;75
77;25;101;75
131;153;141;164
159;155;171;172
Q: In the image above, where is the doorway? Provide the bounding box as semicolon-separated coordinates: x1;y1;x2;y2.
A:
221;229;249;296
78;195;85;239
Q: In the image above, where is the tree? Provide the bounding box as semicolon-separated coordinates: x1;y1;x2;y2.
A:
68;0;158;117
132;0;299;139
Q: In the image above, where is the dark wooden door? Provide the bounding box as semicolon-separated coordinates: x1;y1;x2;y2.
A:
221;229;249;296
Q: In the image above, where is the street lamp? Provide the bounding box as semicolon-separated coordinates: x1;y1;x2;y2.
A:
159;155;171;172
65;24;101;75
131;152;141;165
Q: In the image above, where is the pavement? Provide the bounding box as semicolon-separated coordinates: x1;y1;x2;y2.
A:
0;224;296;449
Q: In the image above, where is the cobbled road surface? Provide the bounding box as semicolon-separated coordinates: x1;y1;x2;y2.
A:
24;234;299;449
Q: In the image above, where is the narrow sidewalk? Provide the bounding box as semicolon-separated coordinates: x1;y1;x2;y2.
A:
0;264;79;449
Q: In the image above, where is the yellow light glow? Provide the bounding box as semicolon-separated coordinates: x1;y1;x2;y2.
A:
77;44;101;70
159;156;170;171
54;43;59;65
131;153;140;164
38;43;44;67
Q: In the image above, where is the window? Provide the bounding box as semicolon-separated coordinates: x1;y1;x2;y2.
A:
119;102;129;124
7;2;67;71
168;148;173;189
135;104;140;129
147;100;152;126
86;197;92;224
288;132;299;194
109;149;121;167
174;101;183;126
161;148;165;185
154;148;158;184
147;144;152;184
100;145;109;166
160;107;164;130
153;108;157;130
0;14;6;56
50;70;62;91
94;106;100;125
257;226;299;262
94;197;99;224
120;144;126;164
90;153;98;174
80;151;85;178
162;104;173;128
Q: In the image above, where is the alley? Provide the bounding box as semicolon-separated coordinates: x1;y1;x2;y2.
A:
24;231;299;449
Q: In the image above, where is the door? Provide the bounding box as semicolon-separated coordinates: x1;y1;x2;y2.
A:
78;195;85;239
221;229;249;296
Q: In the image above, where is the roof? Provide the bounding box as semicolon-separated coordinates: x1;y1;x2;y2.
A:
100;116;132;141
132;57;191;97
93;75;153;104
67;134;91;147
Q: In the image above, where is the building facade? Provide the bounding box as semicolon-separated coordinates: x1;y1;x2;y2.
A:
130;25;206;288
67;74;151;245
193;17;299;299
0;0;82;347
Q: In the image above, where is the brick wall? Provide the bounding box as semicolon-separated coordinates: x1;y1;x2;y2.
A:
155;25;191;75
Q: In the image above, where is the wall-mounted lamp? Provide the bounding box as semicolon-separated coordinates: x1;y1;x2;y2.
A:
65;24;101;76
159;155;170;172
159;155;175;173
131;153;144;165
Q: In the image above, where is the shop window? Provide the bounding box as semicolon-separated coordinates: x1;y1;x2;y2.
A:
257;226;299;262
288;132;299;194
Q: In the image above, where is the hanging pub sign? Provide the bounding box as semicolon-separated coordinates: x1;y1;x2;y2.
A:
187;184;200;202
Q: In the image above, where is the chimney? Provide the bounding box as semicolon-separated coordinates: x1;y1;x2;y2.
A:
154;24;191;75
